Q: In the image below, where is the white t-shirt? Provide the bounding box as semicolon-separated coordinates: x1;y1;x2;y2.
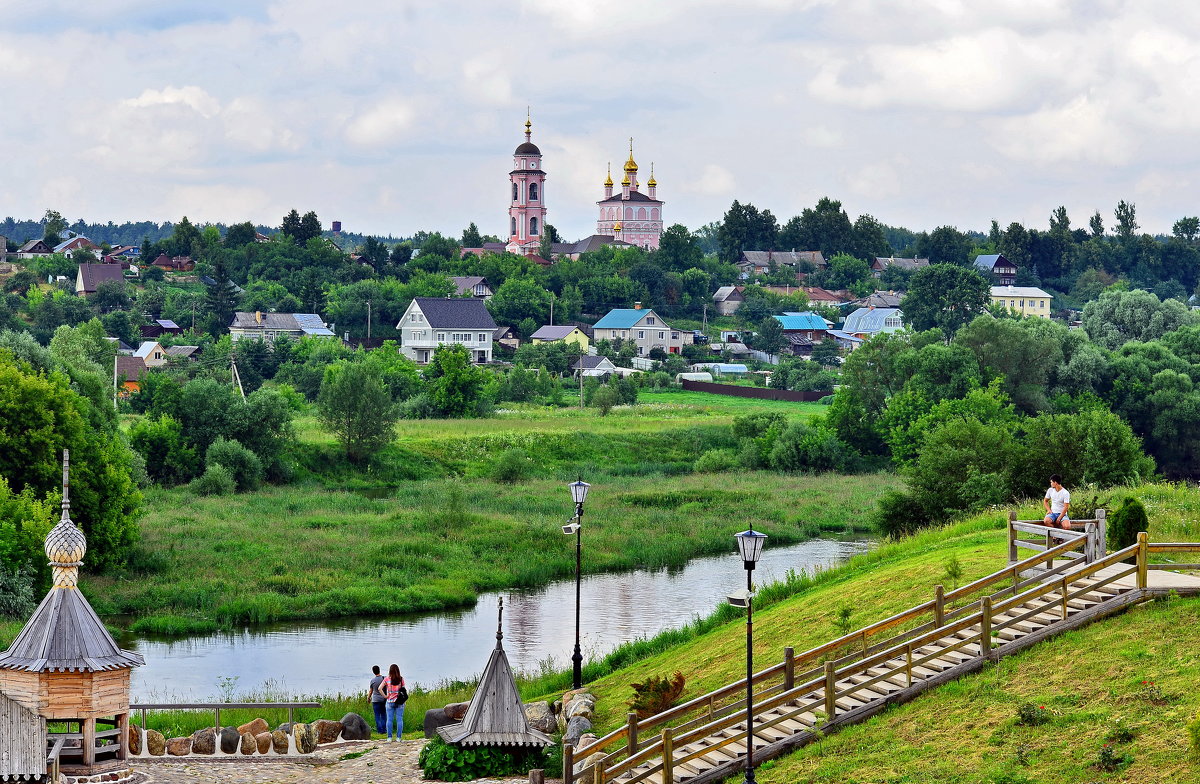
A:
1045;486;1071;514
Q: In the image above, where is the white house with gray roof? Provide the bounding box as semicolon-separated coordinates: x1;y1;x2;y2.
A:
397;297;498;364
842;307;904;338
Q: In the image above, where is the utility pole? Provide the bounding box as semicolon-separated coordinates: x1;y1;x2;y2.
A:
549;294;554;326
113;355;118;409
231;357;246;400
191;301;197;332
366;300;372;343
702;303;708;332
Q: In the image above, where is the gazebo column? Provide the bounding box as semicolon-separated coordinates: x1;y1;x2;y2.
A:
83;717;96;766
118;712;130;760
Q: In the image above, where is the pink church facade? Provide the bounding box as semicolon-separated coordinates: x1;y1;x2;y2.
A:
597;141;663;250
505;117;547;255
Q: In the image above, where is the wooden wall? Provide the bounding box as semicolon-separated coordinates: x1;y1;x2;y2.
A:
0;690;47;779
0;668;130;718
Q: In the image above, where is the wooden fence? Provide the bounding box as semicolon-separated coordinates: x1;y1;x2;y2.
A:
0;691;45;781
679;379;828;402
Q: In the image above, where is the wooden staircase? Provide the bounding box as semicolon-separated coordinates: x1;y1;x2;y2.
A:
565;529;1200;784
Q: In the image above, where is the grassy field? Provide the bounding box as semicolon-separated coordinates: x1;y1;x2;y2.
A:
85;471;900;632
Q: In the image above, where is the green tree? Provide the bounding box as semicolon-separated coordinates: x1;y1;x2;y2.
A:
170;216;201;257
756;315;786;357
461;222;484;247
1082;289;1197;350
655;224;703;271
717;201;778;263
225;221;258;247
781;197;854;258
811;338;840;367
901;264;990;335
424;344;488;417
1114;200;1139;240
204;256;239;334
487;277;552;327
281;209;302;238
317;361;396;462
918;226;974;266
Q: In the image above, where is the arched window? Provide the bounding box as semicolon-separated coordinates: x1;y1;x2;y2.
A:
637;208;647;220
529;183;538;201
530;217;539;235
512;183;518;201
651;208;660;220
511;217;516;236
625;207;633;220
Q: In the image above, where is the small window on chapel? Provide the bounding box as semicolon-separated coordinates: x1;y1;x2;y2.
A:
530;183;538;200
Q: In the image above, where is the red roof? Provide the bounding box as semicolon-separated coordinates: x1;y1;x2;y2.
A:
524;253;553;266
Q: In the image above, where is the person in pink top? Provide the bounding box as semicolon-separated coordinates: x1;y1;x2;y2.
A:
377;663;408;742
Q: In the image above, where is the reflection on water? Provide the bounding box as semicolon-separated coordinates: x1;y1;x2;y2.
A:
126;538;871;700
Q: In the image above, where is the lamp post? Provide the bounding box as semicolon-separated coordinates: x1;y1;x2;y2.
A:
732;528;767;784
566;478;590;689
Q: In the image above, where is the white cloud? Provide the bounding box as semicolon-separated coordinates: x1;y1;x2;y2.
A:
990;94;1132;166
684;165;736;197
345;99;416;148
124;86;221;118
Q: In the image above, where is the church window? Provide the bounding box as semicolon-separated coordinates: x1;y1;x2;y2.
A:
638;208;647;220
511;217;516;236
512;183;518;201
530;217;539;235
529;183;538;200
652;208;660;220
625;207;633;220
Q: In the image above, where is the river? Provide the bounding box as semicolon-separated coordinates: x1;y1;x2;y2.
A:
124;537;871;701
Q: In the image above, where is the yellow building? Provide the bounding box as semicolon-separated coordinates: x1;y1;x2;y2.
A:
529;325;590;351
990;286;1052;318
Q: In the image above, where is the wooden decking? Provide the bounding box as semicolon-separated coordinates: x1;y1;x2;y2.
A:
565;531;1200;784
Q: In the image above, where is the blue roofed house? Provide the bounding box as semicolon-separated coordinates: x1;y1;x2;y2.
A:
973;254;1017;286
397;297;498;364
591;305;692;356
843;307;905;339
773;311;830;356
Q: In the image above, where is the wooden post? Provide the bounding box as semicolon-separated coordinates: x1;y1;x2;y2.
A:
83;718;96;766
118;712;129;760
662;728;674;784
529;770;546;784
1097;509;1107;556
1045;529;1054;572
824;661;837;719
904;643;913;688
934;585;945;628
783;647;795;691
626;712;639;756
1137;531;1148;590
1083;521;1096;563
980;597;992;659
563;742;574;784
592;753;606;784
215;706;221;731
1060;576;1069;621
1007;511;1017;562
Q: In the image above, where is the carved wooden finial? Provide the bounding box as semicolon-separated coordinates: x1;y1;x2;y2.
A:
496;596;504;648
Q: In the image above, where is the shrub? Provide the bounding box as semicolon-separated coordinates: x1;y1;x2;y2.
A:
871;490;929;538
491;448;533;483
1094;743;1133;772
398;392;436;420
694;449;737;473
1108;496;1148;552
628;671;686;719
190;464;236;496
592;385;620;415
1188;712;1200;757
417;736;546;782
205;438;263;492
1015;702;1052;727
769;422;859;473
0;566;36;619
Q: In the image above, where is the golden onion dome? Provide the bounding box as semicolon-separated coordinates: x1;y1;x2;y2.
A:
648;163;657;187
605;164;613;187
624;138;638;172
621;173;631;186
613;222;622;232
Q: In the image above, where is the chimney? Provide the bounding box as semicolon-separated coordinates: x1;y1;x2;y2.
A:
633;301;643;310
255;311;262;324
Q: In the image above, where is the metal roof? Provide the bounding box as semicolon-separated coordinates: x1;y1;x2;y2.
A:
593;308;659;329
410;297;498;330
530;325;581;340
843;307;904;334
990;286;1051;299
774;312;827;331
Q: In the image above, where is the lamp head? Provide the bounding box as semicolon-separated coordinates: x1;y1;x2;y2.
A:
734;529;767;568
569;478;590;506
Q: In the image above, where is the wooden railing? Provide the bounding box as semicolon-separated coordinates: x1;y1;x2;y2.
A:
565;531;1095;783
129;702;322;734
46;737;66;782
1008;510;1106;564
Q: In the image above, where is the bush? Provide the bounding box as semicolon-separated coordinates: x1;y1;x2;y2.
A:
205;438;263;492
694;449;738;473
190;464;236;496
872;490;929;538
769;422;859;473
398;392;437;420
1015;702;1052;727
592;385;620;415
491;448;533;483
1108;496;1148;552
417;736;546;782
628;671;686;719
1188;712;1200;757
0;566;36;619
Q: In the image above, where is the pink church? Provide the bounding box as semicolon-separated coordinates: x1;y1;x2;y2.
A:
597;140;664;250
505;116;547;255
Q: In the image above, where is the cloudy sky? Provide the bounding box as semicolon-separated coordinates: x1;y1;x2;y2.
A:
2;0;1199;242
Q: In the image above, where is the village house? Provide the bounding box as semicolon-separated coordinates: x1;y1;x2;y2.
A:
15;239;52;260
52;236;98;256
591;305;692;356
774;311;830;356
151;254;195;272
75;263;124;296
228;312;336;342
572;355;617;378
450;276;494;299
990;285;1052;318
842;306;905;339
712;285;745;315
139;319;184;339
114;355;148;395
973;254;1017;286
397;297;498;364
530;324;590;351
871;256;929;278
798;286;853;306
735;250;826;278
133;341;168;368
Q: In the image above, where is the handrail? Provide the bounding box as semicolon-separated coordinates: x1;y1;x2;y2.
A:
47;736;66;782
570;521;1145;784
130;701;322;732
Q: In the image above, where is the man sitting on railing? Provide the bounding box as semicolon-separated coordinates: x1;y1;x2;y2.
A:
1043;475;1071;529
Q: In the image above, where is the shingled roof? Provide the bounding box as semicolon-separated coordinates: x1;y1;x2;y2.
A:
0;451;144;674
411;297;498;330
437;599;552;748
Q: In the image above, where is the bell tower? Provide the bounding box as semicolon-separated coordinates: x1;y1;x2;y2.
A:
506;111;548;255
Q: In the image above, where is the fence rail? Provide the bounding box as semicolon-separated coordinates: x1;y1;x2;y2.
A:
679;379;828;402
129;702;322;731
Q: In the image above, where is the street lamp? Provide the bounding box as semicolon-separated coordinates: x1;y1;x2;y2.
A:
565;478;590;689
731;528;767;784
